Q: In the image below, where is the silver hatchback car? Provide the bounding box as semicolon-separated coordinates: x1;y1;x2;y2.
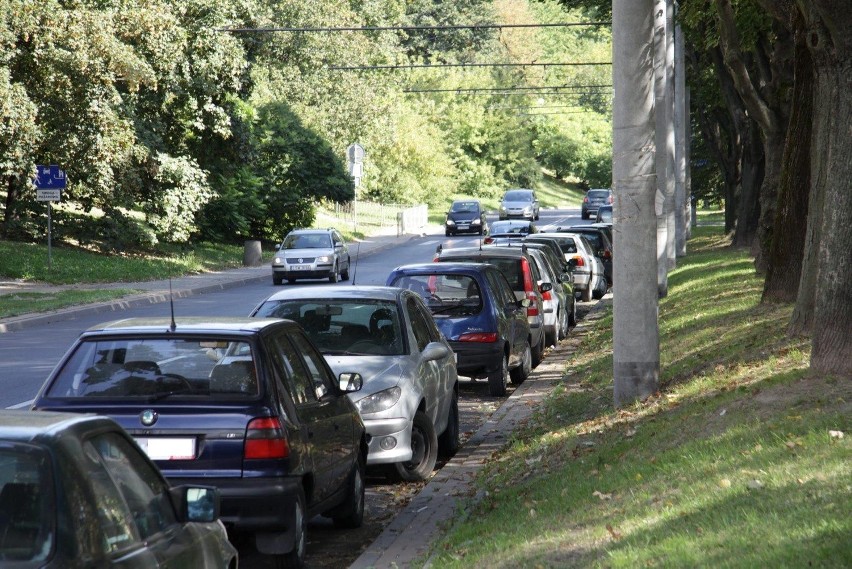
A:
272;228;351;285
251;286;460;482
498;188;540;221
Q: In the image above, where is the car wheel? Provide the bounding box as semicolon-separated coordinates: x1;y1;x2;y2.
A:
487;353;508;396
329;262;340;283
545;324;557;347
287;278;297;284
438;391;460;458
331;450;365;528
270;489;306;569
557;308;569;342
394;411;438;482
593;275;607;300
341;257;351;281
569;297;577;326
581;283;593;302
582;211;588;220
273;275;283;286
531;333;544;368
511;341;532;384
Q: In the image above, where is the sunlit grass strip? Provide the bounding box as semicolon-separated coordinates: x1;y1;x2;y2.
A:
427;226;850;568
0;290;137;319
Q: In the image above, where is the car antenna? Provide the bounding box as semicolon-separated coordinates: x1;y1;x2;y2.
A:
351;241;361;285
169;277;176;332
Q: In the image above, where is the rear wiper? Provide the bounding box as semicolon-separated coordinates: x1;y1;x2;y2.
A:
146;387;197;402
431;303;470;314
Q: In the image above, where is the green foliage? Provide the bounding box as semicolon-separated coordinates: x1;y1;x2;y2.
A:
144;153;213;243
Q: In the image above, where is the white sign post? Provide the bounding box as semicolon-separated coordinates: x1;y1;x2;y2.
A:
32;165;66;270
346;144;365;232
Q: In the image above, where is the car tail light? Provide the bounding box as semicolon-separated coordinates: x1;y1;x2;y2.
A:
571;255;585;267
483;237;494;244
607;195;614;204
520;258;540;317
245;417;289;459
602;249;612;260
458;332;499;343
583;196;589;203
540;286;552;301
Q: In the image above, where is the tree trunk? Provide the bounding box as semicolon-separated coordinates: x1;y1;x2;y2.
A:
797;0;852;375
763;13;813;304
734;122;764;248
2;177;19;238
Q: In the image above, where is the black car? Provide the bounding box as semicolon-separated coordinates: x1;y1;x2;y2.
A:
32;317;367;568
595;204;613;224
0;410;237;567
558;225;614;286
581;188;613;220
445;199;488;236
387;263;532;396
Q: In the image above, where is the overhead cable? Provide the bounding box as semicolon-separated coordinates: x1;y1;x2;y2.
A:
219;22;611;34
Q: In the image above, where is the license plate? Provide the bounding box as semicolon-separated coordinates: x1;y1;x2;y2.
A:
291;265;311;271
457;225;469;230
136;437;196;460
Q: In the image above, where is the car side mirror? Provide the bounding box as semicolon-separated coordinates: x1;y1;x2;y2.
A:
422;341;451;362
339;372;363;392
172;486;220;523
274;244;281;251
539;282;553;293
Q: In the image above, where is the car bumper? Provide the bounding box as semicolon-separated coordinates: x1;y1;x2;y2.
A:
167;475;302;535
272;264;334;279
572;271;591;290
500;212;534;220
450;339;505;377
362;417;413;464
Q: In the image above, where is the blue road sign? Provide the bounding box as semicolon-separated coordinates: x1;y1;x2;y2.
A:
33;164;67;189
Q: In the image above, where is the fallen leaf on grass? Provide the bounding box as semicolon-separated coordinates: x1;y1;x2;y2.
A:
719;478;732;489
605;523;622;540
625;428;637;437
829;430;844;439
593;490;613;500
747;479;764;490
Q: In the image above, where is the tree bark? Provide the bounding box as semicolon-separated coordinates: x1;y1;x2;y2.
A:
762;12;813;303
795;0;852;375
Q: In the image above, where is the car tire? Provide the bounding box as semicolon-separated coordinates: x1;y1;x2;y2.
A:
592;275;607;300
270;488;306;569
394;411;438;482
510;341;532;384
329;263;340;283
273;275;283;286
330;450;365;529
287;278;297;284
487;353;508;396
557;308;569;342
531;333;544;368
581;283;593;302
341;257;350;281
545;324;557;347
568;297;577;326
582;211;588;220
438;391;460;458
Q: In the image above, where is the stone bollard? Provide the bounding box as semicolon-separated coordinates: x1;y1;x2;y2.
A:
243;240;262;267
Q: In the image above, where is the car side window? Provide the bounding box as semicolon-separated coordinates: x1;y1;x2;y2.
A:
412;296;442;342
486;270;515;306
86;432;178;544
407;297;433;351
288;331;335;399
266;332;317;406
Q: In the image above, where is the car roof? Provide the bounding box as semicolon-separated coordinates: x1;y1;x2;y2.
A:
438;245;530;259
261;285;405;303
390;262;495;275
287;228;335;235
0;409;115;442
82;317;286;335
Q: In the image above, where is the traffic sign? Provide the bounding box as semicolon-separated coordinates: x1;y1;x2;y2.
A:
33;165;67;189
346;143;365;164
36;189;61;202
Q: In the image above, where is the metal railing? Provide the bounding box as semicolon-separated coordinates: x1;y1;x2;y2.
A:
330;201;427;235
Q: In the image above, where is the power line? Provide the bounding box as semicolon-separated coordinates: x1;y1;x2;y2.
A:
219;22;611;34
328;61;611;71
405;84;612;93
410;90;612;97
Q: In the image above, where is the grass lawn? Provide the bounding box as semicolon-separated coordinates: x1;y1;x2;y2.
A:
427;225;850;568
0;289;137;319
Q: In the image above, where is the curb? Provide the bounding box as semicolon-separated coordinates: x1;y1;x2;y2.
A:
350;297;612;569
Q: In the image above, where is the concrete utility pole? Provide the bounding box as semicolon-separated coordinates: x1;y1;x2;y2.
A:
612;0;661;406
654;0;677;297
674;22;689;256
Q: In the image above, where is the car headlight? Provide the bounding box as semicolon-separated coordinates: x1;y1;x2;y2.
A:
524;206;533;214
499;205;507;212
446;219;456;226
472;218;481;225
315;255;331;263
273;256;283;265
356;386;401;414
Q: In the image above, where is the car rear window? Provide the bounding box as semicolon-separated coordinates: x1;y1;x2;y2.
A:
0;446;54;562
254;299;405;356
439;256;523;291
45;338;259;399
587;190;611;199
390;274;483;317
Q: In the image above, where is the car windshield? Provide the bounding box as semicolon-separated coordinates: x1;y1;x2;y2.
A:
390;274;483;317
0;447;54;562
283;233;332;249
490;221;531;234
450;202;478;213
503;190;531;202
254;299;405;356
45;338;259;399
587;190;610;199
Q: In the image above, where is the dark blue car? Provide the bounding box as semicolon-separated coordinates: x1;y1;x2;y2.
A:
387;263;531;396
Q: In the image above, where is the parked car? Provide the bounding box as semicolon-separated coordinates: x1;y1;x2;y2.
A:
445;199;488;236
518;242;577;341
386;263;532;396
483;219;538;244
434;244;547;369
527;232;606;302
498;188;540;221
595;204;613;224
272;228;351;285
250;286;459;482
581;188;613;220
0;409;238;567
32;317;367;568
559;225;614;286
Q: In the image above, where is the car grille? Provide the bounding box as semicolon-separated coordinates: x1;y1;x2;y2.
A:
286;257;316;263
